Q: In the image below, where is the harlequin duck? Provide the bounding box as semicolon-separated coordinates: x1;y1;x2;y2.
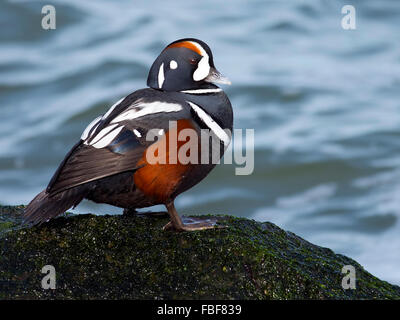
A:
23;38;233;231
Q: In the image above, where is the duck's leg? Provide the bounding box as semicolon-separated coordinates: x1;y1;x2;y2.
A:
163;201;221;232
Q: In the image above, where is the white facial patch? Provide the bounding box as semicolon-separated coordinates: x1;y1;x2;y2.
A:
158;63;165;88
193;56;210;81
170;60;178;69
190;41;211;82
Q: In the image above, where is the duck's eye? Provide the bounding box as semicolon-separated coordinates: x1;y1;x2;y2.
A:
189;58;197;65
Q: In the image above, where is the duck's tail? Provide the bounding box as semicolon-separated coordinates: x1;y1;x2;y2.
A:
23;187;87;226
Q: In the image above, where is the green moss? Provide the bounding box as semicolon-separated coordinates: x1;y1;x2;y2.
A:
0;205;399;299
0;221;14;232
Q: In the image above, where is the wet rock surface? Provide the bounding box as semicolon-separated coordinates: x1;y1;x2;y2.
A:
0;205;399;299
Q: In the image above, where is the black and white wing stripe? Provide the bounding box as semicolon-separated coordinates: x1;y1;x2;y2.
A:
80;116;102;141
82;98;183;148
47;94;187;195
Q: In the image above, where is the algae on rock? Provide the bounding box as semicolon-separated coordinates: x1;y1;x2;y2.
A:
0;205;399;299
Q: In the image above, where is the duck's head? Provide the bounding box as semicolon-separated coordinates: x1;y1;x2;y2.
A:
147;38;230;92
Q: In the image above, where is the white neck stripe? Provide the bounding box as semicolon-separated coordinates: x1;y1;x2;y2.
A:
181;88;222;94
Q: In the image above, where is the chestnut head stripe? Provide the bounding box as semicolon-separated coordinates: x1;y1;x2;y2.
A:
166;41;202;55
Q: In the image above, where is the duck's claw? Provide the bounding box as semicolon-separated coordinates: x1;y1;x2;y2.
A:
163;216;224;232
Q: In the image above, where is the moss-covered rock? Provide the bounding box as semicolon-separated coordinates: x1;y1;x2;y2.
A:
0;205;399;299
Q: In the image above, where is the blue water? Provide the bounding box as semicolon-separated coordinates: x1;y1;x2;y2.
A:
1;0;400;285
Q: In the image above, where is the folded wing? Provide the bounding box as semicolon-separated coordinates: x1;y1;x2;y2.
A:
47;95;188;195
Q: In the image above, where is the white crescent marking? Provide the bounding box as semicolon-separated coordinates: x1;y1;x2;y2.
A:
187;101;230;145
